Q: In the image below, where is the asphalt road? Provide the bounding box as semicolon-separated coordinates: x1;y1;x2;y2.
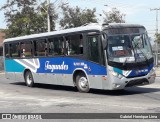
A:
0;73;160;121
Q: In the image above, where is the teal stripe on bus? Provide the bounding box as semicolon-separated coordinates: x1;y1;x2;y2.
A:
5;59;25;72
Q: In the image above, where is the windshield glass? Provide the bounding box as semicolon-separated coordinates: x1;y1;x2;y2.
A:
107;35;135;63
107;33;153;63
131;34;152;62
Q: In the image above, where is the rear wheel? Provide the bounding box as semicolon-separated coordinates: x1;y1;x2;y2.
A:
24;71;34;87
76;73;90;93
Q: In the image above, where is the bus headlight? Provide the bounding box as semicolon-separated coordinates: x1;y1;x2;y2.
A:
111;71;123;79
150;68;155;74
149;68;156;77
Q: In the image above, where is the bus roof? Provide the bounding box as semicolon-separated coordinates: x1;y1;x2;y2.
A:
103;23;145;29
4;23;102;43
4;23;145;43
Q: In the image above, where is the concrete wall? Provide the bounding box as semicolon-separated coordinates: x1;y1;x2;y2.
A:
0;30;5;46
0;56;4;71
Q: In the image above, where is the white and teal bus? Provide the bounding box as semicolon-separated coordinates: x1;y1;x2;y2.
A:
3;23;156;92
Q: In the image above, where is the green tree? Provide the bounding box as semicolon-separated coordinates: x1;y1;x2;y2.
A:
155;33;160;44
1;0;57;38
60;5;97;29
103;8;125;23
37;1;58;31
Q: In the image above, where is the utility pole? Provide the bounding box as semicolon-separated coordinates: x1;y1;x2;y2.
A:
150;8;160;66
47;0;51;32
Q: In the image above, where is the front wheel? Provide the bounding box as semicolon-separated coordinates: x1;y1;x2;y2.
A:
76;73;90;93
24;71;34;87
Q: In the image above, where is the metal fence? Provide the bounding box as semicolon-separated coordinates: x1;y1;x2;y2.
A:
153;53;160;66
152;44;160;66
157;53;160;66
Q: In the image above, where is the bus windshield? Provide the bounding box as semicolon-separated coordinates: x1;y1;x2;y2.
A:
106;33;153;64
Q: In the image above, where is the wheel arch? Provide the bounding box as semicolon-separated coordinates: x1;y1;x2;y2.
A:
23;69;31;78
72;68;89;86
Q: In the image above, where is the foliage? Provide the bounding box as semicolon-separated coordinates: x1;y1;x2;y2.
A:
37;1;58;31
1;0;58;38
155;33;160;44
103;8;125;23
1;0;126;38
60;5;97;29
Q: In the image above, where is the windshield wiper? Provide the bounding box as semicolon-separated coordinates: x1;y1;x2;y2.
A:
123;58;128;66
132;41;149;66
123;57;129;68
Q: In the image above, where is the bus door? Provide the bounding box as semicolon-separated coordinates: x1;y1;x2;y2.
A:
86;34;104;89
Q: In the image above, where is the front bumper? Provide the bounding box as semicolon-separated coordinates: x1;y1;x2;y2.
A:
110;71;156;90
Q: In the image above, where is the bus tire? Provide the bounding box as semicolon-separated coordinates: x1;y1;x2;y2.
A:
76;73;90;93
24;71;34;87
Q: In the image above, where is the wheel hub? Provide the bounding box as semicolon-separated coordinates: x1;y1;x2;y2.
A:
27;75;32;85
79;77;88;88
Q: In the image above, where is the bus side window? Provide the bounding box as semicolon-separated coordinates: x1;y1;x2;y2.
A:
87;36;99;63
65;34;83;55
48;37;64;56
4;44;9;58
20;41;33;58
35;40;47;57
10;43;20;58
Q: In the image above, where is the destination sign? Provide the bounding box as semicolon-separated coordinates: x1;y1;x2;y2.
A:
107;28;142;34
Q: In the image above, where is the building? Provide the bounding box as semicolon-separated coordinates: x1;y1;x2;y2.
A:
0;29;5;56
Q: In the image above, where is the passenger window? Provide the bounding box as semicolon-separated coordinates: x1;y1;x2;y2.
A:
0;47;2;56
10;43;20;58
5;44;9;58
65;34;83;55
48;37;64;56
34;40;47;56
88;36;99;63
20;41;33;58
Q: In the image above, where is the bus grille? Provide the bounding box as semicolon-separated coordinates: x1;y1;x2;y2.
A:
126;74;147;78
125;78;149;87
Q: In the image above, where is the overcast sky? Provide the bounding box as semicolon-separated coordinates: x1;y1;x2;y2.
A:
0;0;160;39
